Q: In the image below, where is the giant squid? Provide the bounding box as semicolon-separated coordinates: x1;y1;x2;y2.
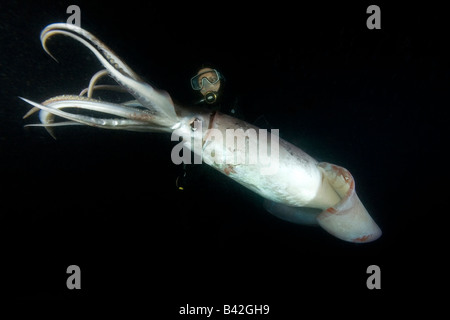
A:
20;23;382;243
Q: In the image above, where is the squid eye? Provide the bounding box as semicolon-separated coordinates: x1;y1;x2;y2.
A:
190;118;201;131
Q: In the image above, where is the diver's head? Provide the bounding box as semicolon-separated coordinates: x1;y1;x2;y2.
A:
190;67;223;104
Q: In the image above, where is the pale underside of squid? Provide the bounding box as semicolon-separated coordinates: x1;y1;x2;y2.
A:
20;23;382;243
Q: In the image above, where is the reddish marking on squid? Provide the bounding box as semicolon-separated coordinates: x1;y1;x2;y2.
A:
224;165;236;176
332;164;346;177
326;207;337;214
353;235;370;242
345;177;355;198
130;112;154;121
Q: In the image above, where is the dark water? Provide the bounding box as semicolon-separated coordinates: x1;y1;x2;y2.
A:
1;0;447;315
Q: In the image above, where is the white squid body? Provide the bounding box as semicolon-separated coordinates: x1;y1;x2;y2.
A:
173;111;382;243
21;23;381;243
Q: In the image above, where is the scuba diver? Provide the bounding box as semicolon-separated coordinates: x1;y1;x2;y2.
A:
191;67;223;106
176;66;243;190
190;67;243;117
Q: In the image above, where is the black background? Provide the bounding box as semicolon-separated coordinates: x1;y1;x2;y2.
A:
1;0;447;316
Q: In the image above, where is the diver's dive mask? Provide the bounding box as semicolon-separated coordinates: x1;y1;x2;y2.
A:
190;69;223;90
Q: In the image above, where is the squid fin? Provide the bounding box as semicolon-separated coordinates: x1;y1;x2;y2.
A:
263;199;321;226
316;162;382;243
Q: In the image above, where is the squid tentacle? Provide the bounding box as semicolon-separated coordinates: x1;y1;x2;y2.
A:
79;69;131;98
79;84;129;97
41;26;141;81
24;69;131;131
41;23;180;128
20;96;172;133
81;69;109;97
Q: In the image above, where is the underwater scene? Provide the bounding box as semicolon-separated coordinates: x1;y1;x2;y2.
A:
1;0;447;316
